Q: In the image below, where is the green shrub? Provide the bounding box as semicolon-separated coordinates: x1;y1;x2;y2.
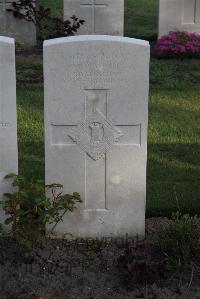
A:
157;211;200;268
0;173;82;249
8;0;85;46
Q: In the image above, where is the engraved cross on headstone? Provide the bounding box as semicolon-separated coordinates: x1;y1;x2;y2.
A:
193;0;200;23
183;0;200;24
80;0;108;33
51;90;141;211
0;122;12;171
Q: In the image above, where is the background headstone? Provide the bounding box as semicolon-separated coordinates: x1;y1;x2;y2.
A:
0;0;36;45
0;36;18;226
64;0;124;36
159;0;200;37
44;35;149;238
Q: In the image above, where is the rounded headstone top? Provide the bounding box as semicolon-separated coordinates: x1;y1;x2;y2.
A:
44;35;149;48
0;36;14;44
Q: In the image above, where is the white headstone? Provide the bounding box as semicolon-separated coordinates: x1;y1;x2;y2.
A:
44;35;149;238
64;0;124;36
159;0;200;37
0;0;36;45
0;36;18;226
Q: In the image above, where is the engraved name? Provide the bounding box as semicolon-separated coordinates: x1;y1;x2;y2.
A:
65;53;136;84
0;122;12;127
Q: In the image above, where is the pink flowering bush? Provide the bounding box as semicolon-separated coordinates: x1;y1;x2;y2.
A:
156;31;200;58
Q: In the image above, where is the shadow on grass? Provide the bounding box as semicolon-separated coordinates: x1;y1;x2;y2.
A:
18;140;200;217
147;143;200;217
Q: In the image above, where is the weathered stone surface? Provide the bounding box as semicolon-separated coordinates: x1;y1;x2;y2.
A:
0;0;36;45
44;35;149;238
159;0;200;37
64;0;124;36
0;36;18;226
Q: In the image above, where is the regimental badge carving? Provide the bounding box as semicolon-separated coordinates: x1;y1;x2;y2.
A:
68;110;123;160
89;122;104;145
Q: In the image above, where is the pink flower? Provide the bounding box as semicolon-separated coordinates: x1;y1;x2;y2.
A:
157;31;200;57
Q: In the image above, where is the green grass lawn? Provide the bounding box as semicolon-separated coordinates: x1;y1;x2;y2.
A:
16;0;200;217
148;88;200;216
37;0;159;40
125;0;158;40
38;0;63;17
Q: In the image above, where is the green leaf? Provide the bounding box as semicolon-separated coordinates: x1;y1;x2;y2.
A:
18;191;29;198
4;173;17;179
3;193;13;199
46;183;63;189
4;217;13;225
56;192;63;198
22;239;33;249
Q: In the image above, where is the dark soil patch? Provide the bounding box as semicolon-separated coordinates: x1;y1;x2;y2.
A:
0;218;200;299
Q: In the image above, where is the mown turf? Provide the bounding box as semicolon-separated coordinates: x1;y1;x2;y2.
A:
37;0;159;40
17;84;44;180
147;87;200;216
125;0;158;40
38;0;63;17
16;0;200;217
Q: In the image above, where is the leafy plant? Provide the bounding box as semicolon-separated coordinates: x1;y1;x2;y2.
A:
156;31;200;59
38;15;85;42
157;211;200;268
0;173;82;249
7;0;85;44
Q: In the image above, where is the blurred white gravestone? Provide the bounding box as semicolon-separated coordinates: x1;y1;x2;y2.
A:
64;0;124;35
159;0;200;37
44;35;149;238
0;37;18;226
0;0;36;45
